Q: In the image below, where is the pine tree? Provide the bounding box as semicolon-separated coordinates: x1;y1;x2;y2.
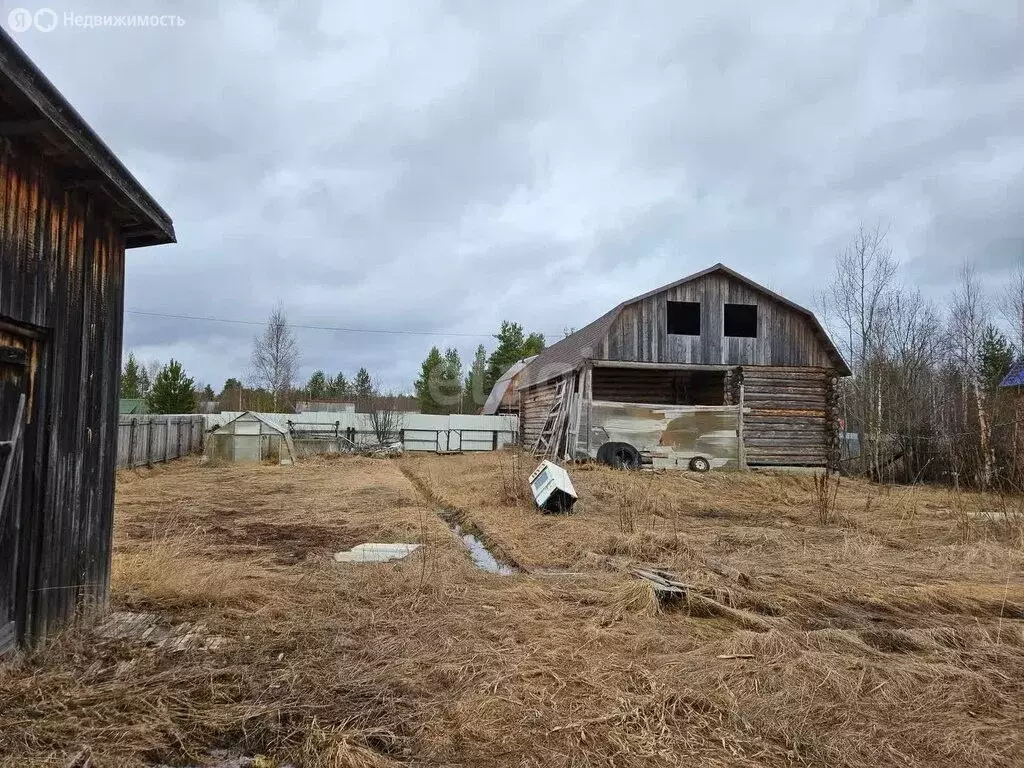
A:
353;368;373;398
978;325;1014;392
138;366;152;398
219;377;243;411
441;347;464;412
464;344;488;413
486;321;546;390
120;352;143;398
220;377;242;394
328;372;350;399
306;369;328;400
523;331;545;357
414;347;447;414
486;321;525;389
146;360;197;414
201;384;215;401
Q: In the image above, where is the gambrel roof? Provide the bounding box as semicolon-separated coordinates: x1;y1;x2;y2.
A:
518;263;850;389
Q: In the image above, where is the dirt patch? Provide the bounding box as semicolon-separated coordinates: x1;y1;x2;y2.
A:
206;521;364;564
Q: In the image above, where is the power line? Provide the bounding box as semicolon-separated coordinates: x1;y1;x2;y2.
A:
124;309;540;339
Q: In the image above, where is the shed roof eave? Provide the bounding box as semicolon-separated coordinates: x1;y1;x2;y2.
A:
0;28;175;246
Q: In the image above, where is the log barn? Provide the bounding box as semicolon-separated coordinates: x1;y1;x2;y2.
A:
517;264;849;470
0;30;175;652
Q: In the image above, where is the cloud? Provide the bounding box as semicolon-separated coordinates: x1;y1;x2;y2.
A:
8;0;1024;390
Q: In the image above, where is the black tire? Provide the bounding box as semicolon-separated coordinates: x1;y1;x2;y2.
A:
597;442;641;470
689;456;711;473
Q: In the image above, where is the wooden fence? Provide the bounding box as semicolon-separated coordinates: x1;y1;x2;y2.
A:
116;415;204;468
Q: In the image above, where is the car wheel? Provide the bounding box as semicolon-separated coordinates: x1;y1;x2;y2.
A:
598;442;641;470
689;456;711;473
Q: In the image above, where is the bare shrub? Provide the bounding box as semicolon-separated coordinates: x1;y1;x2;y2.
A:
948;486;975;544
967;488;1024;548
497;447;531;507
993;487;1024;548
365;390;404;448
614;472;659;534
813;470;840;525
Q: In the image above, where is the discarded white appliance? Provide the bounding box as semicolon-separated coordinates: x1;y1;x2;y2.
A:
333;543;421;563
528;460;578;513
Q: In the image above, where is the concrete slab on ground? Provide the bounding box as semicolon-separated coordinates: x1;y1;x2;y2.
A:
333;543;421;563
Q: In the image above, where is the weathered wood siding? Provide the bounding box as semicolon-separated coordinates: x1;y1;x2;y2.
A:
0;138;125;649
602;272;834;368
741;366;838;467
519;379;559;449
116;416;205;468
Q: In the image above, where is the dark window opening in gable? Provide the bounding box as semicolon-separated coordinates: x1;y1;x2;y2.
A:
667;301;700;335
724;303;757;337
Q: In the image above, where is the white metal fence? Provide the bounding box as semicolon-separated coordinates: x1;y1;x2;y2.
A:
115;412;519;468
205;411;520;454
116;415;204;468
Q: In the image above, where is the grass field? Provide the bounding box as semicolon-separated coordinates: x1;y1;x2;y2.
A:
1;452;1023;767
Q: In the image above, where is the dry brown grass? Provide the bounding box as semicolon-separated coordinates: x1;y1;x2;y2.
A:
112;524;267;611
0;453;1022;767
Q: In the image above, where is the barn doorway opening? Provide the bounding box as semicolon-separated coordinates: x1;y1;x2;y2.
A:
592;366;727;406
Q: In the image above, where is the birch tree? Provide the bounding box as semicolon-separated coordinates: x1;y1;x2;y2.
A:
948;262;994;485
250;304;299;411
999;256;1024;354
822;224;898;472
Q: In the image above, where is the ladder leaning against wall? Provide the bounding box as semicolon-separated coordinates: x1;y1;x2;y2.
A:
533;373;582;461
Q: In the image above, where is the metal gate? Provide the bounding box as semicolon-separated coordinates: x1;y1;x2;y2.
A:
436;429;460;453
0;345;28;654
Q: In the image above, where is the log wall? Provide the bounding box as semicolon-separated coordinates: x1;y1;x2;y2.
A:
739;366;838;467
519;378;560;449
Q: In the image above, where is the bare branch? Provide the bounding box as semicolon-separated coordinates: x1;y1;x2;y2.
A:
822;222;899;376
365;380;404;447
998;254;1024;354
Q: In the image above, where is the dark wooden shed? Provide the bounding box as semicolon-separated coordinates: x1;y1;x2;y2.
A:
518;264;849;470
0;30;175;653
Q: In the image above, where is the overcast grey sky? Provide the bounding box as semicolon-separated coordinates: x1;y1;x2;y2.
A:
6;1;1023;391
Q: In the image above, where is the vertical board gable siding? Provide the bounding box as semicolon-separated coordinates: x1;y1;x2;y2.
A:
603;272;833;368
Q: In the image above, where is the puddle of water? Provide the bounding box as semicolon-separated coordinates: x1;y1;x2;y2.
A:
440;509;516;575
454;523;516;576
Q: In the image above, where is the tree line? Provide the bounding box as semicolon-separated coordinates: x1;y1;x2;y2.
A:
120;354;211;414
412;321;546;414
821;224;1019;488
120;304;390;414
121;354;392;416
